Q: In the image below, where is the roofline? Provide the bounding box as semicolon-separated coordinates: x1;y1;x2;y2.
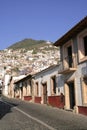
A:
54;16;87;46
14;74;32;84
14;65;59;83
32;64;59;78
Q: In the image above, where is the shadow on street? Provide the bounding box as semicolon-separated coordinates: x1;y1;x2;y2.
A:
0;97;18;120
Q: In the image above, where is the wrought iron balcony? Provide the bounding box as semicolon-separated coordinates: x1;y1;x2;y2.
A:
58;56;77;74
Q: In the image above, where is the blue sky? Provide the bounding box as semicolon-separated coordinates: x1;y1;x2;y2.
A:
0;0;87;50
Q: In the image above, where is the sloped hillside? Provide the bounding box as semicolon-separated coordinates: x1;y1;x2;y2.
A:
7;38;52;50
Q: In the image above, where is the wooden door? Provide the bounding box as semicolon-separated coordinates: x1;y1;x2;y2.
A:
43;83;47;104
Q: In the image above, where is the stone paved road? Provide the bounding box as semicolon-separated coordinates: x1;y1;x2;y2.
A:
0;96;87;130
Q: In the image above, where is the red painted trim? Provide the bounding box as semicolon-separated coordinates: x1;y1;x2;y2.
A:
35;97;41;104
48;95;65;109
78;106;87;116
16;96;19;98
24;96;32;101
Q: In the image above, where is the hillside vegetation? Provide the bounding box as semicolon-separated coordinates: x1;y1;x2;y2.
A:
7;38;51;50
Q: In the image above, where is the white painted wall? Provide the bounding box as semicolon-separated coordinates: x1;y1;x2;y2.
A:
4;74;11;95
34;65;63;97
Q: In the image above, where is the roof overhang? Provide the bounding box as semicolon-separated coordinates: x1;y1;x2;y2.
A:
54;16;87;46
14;74;32;84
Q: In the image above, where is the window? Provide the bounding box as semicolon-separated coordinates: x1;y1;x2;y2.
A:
78;29;87;62
51;76;56;94
67;46;73;67
84;36;87;56
63;40;75;69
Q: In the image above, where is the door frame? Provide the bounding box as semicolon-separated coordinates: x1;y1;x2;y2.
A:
64;79;76;110
42;82;47;104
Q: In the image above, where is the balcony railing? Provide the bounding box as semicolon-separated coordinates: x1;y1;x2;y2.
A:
58;55;77;74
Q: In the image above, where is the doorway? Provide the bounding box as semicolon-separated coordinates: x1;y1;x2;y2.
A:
65;81;75;110
68;82;75;109
42;83;47;104
21;87;23;99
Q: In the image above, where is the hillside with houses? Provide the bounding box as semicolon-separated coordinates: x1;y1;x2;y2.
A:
0;38;60;77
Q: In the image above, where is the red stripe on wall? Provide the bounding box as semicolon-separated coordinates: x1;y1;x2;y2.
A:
78;106;87;116
35;97;41;104
48;95;65;109
24;96;32;101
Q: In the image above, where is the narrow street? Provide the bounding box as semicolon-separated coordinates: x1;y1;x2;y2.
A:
0;96;87;130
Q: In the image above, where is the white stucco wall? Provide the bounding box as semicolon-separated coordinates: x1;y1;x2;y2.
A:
34;65;64;97
76;61;87;106
4;74;11;95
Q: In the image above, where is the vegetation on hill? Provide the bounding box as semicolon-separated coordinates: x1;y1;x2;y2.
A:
7;38;51;50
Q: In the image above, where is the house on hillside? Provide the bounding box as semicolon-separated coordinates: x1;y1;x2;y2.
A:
54;16;87;115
